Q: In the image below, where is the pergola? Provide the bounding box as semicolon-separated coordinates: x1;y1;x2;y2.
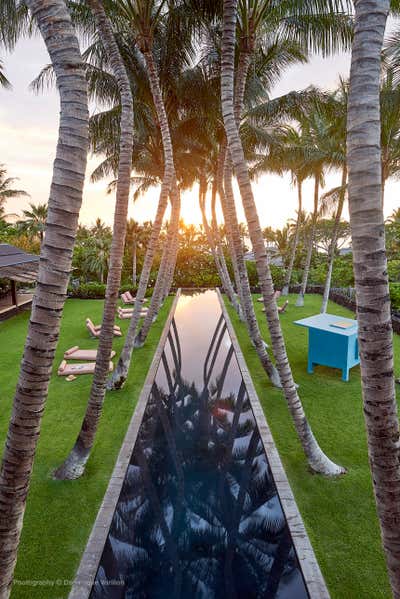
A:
0;244;39;313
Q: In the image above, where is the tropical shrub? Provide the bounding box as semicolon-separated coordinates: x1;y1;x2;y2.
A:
388;260;400;282
390;283;400;312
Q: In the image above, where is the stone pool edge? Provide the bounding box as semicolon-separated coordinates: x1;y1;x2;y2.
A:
68;290;182;599
217;289;330;599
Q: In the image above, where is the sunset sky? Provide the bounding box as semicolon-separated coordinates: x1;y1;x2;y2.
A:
1;24;399;230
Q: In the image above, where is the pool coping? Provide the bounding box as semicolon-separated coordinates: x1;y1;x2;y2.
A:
216;289;330;599
68;289;182;599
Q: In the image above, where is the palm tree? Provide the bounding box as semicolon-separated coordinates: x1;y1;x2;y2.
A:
294;110;331;307
54;0;134;481
90;216;112;238
0;58;11;89
347;1;400;595
83;231;111;283
0;0;89;593
221;0;344;476
125;219;150;285
108;0;188;390
18;202;48;242
379;68;400;207
319;80;348;313
0;165;29;220
253;126;310;296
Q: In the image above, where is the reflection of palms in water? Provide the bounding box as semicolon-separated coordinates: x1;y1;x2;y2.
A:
91;317;306;599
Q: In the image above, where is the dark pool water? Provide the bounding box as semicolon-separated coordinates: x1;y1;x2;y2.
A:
90;291;309;599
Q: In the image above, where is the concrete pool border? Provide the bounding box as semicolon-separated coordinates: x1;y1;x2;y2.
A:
217;288;330;598
68;290;181;599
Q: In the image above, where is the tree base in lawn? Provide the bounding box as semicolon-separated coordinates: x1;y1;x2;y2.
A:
53;446;89;480
106;360;128;390
295;293;304;307
281;285;289;296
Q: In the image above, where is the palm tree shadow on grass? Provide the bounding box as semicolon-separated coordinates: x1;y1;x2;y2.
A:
91;315;308;599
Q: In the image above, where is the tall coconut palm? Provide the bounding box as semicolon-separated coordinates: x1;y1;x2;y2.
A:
347;1;400;595
294;111;330;307
17;201;48;242
0;0;89;593
251;126;310;296
220;0;352;390
221;0;344;476
108;0;188;390
54;0;134;481
135;186;181;347
0;58;11;88
125;219;150;285
379;68;400;207
319;80;348;313
0;165;29;221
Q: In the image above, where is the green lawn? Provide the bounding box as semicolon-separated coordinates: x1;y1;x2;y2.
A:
0;297;172;599
225;293;399;599
1;293;396;598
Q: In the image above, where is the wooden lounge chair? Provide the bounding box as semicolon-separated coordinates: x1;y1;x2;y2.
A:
257;290;281;303
262;300;289;314
120;291;149;305
64;346;116;361
86;318;122;338
117;307;148;320
58;359;114;376
278;299;289;313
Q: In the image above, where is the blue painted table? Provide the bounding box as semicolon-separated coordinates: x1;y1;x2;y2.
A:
294;313;359;381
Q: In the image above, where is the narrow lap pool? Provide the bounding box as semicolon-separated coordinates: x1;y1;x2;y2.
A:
74;291;327;599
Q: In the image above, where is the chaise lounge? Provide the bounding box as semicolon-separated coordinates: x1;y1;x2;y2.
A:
117;306;149;320
257;290;281;303
262;299;289;314
120;291;149;305
58;359;114;376
86;318;122;338
64;346;116;360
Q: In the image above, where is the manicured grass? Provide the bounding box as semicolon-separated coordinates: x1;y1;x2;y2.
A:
225;293;399;599
0;297;172;599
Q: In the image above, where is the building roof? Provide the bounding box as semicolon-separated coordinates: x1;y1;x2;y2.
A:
0;244;39;282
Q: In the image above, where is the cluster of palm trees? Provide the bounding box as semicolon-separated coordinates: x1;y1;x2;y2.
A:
0;0;399;598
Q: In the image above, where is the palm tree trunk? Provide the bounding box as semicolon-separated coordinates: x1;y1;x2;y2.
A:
210;179;237;294
132;240;137;286
222;0;344;476
296;175;319;307
226;42;280;387
347;1;400;594
135;185;180;347
282;179;302;296
108;45;176;389
321;164;347;313
210;176;238;306
217;144;243;307
223;158;281;388
198;180;238;307
0;0;88;593
53;0;133;481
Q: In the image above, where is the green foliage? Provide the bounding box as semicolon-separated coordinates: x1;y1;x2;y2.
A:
68;282;107;298
67;282;154;299
390;283;400;311
245;261;286;289
173;250;219;288
309;255;354;287
388;259;400;282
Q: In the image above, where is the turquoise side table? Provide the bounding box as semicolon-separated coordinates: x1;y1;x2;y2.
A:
294;313;359;381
